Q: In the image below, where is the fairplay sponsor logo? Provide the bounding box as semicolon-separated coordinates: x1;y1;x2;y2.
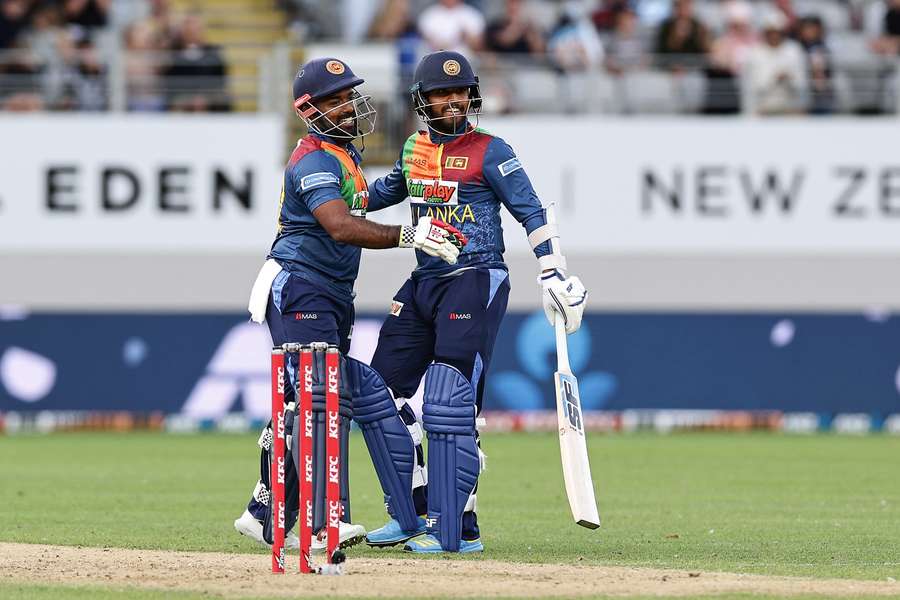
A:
407;178;458;205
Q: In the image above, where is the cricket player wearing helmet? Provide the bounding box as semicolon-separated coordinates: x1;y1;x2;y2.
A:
359;50;588;553
235;56;466;554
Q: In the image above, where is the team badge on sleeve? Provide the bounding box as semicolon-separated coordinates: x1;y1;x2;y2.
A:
300;172;340;190
390;301;404;316
498;157;522;177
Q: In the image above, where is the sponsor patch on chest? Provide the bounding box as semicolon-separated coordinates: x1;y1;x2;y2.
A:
407;178;459;205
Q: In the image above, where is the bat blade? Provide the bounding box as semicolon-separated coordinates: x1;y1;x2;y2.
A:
555;370;601;529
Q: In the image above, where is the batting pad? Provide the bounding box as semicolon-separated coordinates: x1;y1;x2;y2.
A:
422;362;480;552
346;357;419;532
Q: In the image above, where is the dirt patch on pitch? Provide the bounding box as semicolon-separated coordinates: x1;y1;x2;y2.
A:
1;542;898;598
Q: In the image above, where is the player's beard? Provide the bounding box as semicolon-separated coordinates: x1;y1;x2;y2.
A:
431;103;467;134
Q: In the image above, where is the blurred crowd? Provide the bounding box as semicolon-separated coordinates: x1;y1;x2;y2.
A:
3;0;900;114
0;0;229;111
359;0;900;115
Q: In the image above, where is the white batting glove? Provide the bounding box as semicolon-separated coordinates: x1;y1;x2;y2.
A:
539;269;587;334
399;216;468;265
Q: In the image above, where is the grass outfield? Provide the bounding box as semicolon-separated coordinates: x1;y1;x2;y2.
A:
1;432;899;593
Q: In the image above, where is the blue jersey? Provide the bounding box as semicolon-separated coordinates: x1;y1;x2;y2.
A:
367;123;549;278
269;133;369;302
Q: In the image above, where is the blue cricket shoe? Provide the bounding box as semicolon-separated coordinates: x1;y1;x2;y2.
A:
365;516;427;547
403;534;483;554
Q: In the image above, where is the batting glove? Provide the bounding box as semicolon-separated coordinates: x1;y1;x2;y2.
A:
400;216;468;265
539;269;587;334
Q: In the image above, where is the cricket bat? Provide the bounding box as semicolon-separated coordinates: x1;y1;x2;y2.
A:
546;203;600;529
554;314;601;529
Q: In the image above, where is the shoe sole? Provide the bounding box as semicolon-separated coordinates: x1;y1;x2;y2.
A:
310;531;366;555
365;529;426;548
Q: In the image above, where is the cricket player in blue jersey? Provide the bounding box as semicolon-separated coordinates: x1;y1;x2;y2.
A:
234;56;466;553
355;51;589;553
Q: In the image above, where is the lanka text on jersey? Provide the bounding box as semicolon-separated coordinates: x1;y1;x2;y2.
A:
367;124;551;278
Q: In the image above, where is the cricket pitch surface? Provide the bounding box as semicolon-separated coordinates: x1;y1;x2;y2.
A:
2;542;898;598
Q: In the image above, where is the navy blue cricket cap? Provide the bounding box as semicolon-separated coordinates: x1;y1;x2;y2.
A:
410;50;479;94
292;57;364;104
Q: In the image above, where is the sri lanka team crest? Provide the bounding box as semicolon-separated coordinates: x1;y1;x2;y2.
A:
444;156;468;170
443;60;461;76
326;60;345;75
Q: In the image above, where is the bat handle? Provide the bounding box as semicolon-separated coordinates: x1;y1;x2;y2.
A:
554;311;571;374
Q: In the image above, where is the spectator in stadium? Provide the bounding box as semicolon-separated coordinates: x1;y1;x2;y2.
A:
591;0;629;32
797;15;835;114
604;7;648;76
548;0;604;113
62;0;109;30
123;21;165;111
368;0;414;40
870;0;900;55
369;0;420;131
55;36;106;110
0;41;43;110
655;0;710;71
162;13;230;112
703;0;757;114
745;11;807;115
477;0;546;114
142;0;179;52
484;0;545;60
23;1;61;65
771;0;798;36
417;0;485;55
0;0;31;49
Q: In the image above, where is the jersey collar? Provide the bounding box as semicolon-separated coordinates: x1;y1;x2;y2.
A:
310;131;360;161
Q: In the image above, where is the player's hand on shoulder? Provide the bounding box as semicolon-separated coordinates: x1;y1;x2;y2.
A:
539;269;587;334
400;216;468;265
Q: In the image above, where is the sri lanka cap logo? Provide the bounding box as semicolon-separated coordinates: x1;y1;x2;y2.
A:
443;60;460;76
326;60;345;75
